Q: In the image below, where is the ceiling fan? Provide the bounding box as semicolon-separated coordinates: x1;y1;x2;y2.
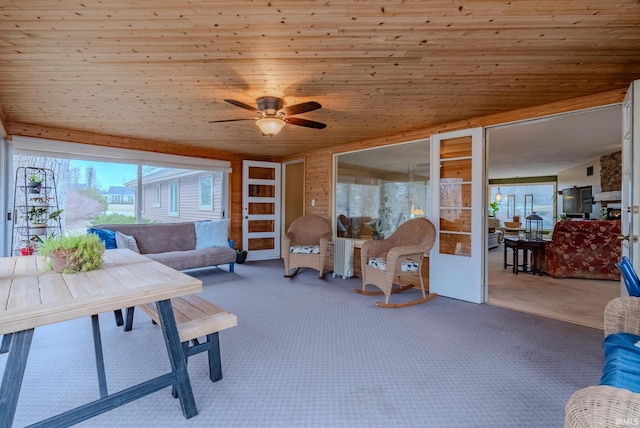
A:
209;96;327;136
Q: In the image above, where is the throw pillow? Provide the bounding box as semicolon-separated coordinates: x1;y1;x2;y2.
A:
600;332;640;394
616;256;640;297
87;228;117;250
115;231;140;253
195;219;229;250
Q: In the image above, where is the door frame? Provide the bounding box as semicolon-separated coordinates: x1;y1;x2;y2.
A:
621;80;640;294
242;160;282;261
281;159;305;236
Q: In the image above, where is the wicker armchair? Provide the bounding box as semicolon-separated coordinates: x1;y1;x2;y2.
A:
357;217;437;308
281;214;332;279
565;297;640;427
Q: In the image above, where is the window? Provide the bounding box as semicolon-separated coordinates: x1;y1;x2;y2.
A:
168;181;179;216
154;184;160;207
334;140;430;239
489;182;557;230
199;175;213;210
9;137;231;245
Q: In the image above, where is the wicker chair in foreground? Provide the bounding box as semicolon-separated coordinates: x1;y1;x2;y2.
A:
357;217;437;308
565;297;640;427
281;214;332;279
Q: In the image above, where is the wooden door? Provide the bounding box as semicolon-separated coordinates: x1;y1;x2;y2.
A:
242;160;282;261
621;80;640;294
429;128;485;303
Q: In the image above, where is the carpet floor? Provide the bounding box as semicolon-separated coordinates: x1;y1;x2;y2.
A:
2;259;604;427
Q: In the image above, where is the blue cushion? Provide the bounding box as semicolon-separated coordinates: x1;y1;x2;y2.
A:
194;219;229;250
600;332;640;393
616;256;640;297
87;228;117;250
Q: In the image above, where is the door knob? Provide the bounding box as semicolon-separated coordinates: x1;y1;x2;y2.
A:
618;234;639;243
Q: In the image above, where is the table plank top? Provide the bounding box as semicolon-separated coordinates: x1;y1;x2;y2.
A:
0;249;202;334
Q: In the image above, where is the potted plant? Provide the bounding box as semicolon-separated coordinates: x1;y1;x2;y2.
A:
24;206;63;234
31;195;52;206
236;248;247;264
27;174;43;194
488;201;500;217
19;237;39;256
38;232;105;273
368;218;384;240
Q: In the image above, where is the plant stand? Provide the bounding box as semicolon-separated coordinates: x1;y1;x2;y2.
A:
11;167;63;256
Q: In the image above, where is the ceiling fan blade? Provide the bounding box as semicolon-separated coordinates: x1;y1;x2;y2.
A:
283;101;322;116
208;118;255;123
286;117;327;129
224;99;257;112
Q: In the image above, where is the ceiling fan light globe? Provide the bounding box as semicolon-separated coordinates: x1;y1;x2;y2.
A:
256;118;286;136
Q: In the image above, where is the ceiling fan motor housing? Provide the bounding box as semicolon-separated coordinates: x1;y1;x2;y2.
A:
257;96;284;114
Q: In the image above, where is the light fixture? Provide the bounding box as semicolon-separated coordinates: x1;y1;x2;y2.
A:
255;117;286;136
495;187;502;202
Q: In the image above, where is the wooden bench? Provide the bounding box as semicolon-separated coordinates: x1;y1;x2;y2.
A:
123;295;237;384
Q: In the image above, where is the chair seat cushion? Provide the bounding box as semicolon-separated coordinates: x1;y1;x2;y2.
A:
600;332;640;394
289;245;320;254
367;257;419;272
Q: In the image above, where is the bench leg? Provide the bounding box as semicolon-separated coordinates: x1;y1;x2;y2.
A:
207;332;222;382
229;262;234;273
113;309;124;327
124;307;135;332
0;333;12;354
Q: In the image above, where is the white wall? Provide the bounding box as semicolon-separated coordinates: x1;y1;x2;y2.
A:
556;159;602;218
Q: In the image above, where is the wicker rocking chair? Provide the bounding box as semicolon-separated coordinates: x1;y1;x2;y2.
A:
281;214;332;278
357;217;437;308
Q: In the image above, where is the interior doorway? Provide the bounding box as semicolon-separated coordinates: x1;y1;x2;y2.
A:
283;160;304;234
485;105;623;327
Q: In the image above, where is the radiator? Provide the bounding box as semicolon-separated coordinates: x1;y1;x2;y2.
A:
332;238;354;279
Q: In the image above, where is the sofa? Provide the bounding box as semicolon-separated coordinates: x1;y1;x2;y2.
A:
336;215;373;238
565;297;640;427
90;220;237;272
541;220;621;280
488;218;503;249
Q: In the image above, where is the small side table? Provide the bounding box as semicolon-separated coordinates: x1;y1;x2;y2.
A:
503;237;545;276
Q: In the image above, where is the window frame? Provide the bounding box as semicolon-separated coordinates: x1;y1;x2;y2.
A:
153;184;161;207
199;175;213;210
168;180;179;216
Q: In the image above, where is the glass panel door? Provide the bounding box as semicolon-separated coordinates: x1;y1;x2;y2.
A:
430;128;484;303
242;161;281;260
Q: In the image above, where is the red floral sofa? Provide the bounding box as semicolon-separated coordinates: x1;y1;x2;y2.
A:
542;220;621;280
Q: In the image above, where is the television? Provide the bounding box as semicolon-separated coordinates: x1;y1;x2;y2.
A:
562;186;593;215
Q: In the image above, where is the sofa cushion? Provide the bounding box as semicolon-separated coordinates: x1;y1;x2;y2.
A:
115;231;140;253
146;246;236;271
600;332;640;394
87;228;117;249
195;219;229;250
92;223;196;254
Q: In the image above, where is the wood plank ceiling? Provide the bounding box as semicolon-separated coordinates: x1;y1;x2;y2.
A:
0;1;639;158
